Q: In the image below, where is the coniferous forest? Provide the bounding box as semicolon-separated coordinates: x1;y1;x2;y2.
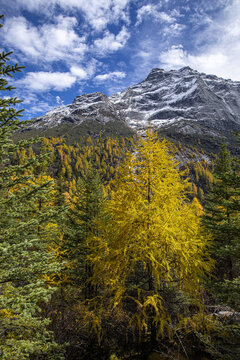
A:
0;16;240;360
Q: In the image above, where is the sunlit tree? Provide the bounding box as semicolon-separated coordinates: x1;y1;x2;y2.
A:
88;129;212;345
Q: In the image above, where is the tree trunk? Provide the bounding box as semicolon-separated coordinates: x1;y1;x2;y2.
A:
147;262;157;348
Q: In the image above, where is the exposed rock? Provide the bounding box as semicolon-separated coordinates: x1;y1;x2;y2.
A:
26;67;240;151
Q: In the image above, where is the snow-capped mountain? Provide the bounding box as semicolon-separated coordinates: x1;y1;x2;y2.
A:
31;92;120;129
27;67;240;152
111;67;240;132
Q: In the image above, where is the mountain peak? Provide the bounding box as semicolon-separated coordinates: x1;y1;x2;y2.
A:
27;67;240;153
145;66;197;83
179;66;194;72
148;66;195;75
149;68;164;74
145;68;166;82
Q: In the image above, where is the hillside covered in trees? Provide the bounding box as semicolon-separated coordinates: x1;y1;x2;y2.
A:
0;17;240;360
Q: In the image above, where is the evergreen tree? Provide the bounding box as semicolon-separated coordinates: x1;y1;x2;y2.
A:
0;16;63;359
202;141;240;308
201;142;240;359
45;166;106;357
65;165;105;297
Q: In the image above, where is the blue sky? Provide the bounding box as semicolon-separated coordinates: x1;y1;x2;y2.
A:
1;0;239;119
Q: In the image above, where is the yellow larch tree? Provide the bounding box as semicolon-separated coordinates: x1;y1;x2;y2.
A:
88;128;213;344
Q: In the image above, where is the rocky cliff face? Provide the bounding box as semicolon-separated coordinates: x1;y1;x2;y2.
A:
27;67;240;152
31;92;121;130
111;67;240;135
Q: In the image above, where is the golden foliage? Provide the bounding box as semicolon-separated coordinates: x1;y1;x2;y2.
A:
88;129;213;338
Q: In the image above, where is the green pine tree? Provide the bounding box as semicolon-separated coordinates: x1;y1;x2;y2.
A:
64;165;105;298
0;16;64;360
201;141;240;360
202;142;240;294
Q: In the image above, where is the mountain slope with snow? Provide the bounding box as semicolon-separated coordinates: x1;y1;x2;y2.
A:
24;67;240;152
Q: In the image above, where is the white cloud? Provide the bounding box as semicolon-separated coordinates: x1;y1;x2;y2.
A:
2;15;87;63
159;0;240;80
12;89;61;118
159;45;187;68
162;23;186;36
16;71;76;92
70;59;98;80
56;96;64;105
16;91;54;117
9;0;131;30
25;101;54;117
94;71;126;82
136;4;175;26
70;66;88;80
93;26;130;55
159;45;228;74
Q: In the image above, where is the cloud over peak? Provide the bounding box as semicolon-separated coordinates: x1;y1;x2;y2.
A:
94;71;126;82
159;0;240;81
1;0;240;119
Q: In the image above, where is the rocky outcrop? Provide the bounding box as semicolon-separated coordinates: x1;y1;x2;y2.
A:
27;67;240;151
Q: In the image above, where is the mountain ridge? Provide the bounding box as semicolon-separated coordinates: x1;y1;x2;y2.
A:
23;67;240;153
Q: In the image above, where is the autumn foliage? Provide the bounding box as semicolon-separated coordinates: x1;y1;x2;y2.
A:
1;16;239;360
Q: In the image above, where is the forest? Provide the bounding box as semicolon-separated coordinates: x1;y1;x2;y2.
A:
0;18;240;360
